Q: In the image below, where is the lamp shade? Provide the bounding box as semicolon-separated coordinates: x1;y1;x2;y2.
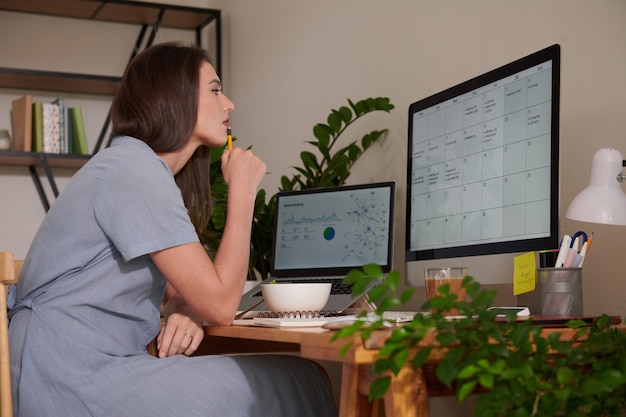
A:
565;148;626;225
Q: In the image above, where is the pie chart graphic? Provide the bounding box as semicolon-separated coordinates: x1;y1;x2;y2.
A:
323;227;335;241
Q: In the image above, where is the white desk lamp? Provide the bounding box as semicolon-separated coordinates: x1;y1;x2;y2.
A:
565;148;626;225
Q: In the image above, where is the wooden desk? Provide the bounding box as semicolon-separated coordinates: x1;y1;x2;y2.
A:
201;322;626;417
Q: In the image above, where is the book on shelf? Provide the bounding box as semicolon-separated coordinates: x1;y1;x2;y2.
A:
31;102;43;153
52;97;68;154
69;107;89;155
10;94;33;152
42;102;61;154
23;98;88;156
66;108;74;154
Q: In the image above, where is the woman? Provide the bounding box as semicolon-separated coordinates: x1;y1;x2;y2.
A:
9;42;337;417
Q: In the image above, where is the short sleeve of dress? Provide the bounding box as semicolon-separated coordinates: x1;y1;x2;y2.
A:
94;142;199;261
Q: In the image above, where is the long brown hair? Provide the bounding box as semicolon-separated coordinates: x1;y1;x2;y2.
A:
110;42;213;234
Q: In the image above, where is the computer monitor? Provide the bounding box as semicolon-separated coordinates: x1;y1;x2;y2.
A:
405;44;560;285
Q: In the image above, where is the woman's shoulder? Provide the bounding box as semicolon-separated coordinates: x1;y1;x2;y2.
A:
91;136;170;175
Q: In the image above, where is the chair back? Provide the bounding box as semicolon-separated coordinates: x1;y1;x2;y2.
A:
0;251;22;417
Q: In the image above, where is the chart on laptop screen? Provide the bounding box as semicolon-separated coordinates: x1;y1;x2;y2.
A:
273;184;393;271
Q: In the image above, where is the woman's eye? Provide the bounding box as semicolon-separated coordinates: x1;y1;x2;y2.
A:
212;89;221;95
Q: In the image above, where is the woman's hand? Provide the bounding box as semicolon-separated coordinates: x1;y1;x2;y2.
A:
157;296;204;358
220;147;267;195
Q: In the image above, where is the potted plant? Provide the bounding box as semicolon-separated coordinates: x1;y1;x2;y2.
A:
201;97;395;280
334;264;626;417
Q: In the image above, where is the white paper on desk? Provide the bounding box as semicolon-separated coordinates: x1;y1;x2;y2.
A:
252;316;332;328
232;319;257;326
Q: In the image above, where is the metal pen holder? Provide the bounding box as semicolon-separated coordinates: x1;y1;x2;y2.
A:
537;268;583;315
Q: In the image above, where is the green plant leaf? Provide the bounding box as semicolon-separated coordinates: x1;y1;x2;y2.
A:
598;369;625;389
299;151;320;171
369;376;391;400
400;288;415;304
312;123;333;142
390;347;410;374
338;342;353;357
210;201;226;229
411;346;432;368
553;387;572;403
580;377;612;396
361;129;386;149
457;380;477;402
436;357;457;387
348;278;373;296
458;364;480;379
478;373;495;389
327;111;342;133
436;331;458;347
379;297;402;310
556;367;573;386
337;106;352;124
366;285;389;303
331;273;626;416
385;270;400;292
362;263;383;278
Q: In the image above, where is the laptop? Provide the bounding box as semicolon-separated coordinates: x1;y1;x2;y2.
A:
237;181;396;316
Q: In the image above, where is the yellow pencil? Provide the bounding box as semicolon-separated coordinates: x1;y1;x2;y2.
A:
227;127;233;152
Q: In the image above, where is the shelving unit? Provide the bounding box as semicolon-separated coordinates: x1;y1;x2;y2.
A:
0;0;222;210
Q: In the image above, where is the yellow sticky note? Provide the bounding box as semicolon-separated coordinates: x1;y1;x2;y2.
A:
513;251;536;295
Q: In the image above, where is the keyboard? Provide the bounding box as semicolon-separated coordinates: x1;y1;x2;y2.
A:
378;311;426;323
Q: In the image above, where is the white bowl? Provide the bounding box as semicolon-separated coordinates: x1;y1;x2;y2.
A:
261;283;332;313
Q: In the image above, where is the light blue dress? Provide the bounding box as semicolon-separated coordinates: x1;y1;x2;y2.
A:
9;136;336;417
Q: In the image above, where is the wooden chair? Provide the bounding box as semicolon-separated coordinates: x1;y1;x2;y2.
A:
0;251;22;417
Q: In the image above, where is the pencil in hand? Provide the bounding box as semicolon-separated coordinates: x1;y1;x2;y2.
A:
227;127;233;152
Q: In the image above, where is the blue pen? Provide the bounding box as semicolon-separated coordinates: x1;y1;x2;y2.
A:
570;231;588;249
563;230;588;268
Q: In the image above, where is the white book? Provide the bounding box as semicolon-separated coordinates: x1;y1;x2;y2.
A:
42;102;60;154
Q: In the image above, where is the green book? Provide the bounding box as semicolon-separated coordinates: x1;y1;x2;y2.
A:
66;108;73;154
69;107;88;155
31;102;43;153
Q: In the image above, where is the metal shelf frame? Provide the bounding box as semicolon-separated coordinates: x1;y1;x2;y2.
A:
0;0;222;210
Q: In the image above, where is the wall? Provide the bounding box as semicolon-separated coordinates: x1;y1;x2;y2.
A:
214;3;626;411
1;1;625;413
215;0;626;315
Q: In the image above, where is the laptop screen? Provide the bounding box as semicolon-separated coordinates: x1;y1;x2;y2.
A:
271;182;395;278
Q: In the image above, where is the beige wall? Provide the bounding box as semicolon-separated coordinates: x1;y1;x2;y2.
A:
1;2;625;306
1;1;625;414
215;0;626;317
1;0;625;311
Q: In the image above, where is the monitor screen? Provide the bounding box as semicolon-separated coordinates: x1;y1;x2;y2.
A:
272;182;395;277
406;44;560;262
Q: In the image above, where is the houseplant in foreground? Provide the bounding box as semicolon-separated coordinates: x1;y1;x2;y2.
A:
201;97;395;280
334;264;626;417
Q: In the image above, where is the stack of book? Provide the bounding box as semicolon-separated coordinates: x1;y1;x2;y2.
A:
9;94;89;155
